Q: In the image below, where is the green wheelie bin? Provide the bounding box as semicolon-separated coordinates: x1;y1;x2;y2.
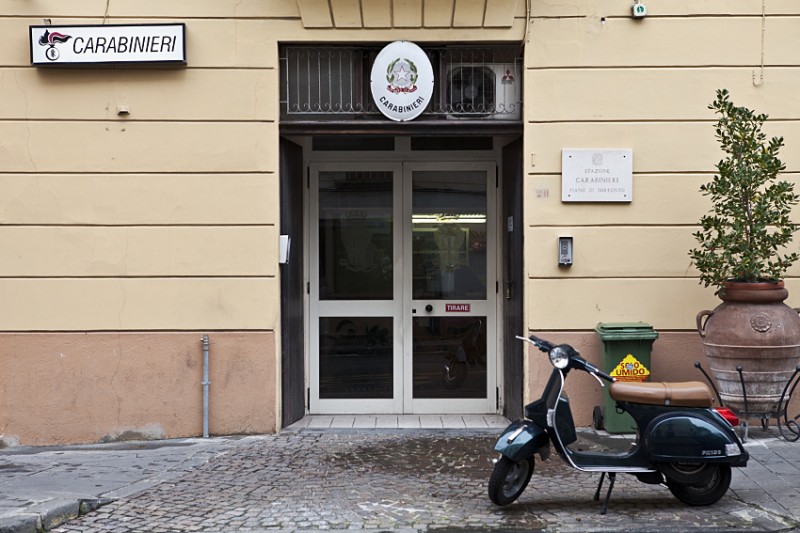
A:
594;322;659;434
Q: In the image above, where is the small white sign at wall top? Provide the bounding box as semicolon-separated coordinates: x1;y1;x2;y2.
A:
562;149;633;203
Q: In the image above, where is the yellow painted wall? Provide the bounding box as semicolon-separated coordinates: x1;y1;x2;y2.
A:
0;2;295;444
4;0;800;441
525;3;800;333
0;1;522;335
294;0;523;28
0;11;284;333
0;0;525;444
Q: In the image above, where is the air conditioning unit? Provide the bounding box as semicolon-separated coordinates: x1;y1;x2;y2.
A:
445;63;521;120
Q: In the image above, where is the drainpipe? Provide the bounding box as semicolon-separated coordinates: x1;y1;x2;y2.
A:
201;335;210;438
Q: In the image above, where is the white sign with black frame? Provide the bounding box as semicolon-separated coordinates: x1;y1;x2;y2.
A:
30;23;186;66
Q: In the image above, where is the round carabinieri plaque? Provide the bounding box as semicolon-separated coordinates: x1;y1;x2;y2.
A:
370;41;434;122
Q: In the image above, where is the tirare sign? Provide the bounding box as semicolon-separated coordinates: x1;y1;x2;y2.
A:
30;23;186;65
370;41;434;122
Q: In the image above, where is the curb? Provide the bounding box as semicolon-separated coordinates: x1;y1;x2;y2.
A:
0;498;113;533
0;513;38;533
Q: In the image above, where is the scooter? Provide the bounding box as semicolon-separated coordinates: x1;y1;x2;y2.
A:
489;335;748;513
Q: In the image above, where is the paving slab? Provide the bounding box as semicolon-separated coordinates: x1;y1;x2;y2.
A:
0;438;237;533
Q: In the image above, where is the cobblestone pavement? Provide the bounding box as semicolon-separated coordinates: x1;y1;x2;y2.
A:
50;428;800;533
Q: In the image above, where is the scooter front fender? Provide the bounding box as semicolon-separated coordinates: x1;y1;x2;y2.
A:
494;420;550;462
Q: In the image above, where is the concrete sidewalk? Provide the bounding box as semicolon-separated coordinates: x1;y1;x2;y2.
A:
0;437;238;533
1;425;800;532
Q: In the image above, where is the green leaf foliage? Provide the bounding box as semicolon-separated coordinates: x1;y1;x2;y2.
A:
689;89;799;293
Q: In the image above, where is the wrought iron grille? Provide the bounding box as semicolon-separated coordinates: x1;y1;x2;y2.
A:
280;45;522;121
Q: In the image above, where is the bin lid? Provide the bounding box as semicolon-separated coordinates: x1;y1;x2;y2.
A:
595;321;659;341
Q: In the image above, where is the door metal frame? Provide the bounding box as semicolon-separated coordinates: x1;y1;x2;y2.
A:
304;140;507;416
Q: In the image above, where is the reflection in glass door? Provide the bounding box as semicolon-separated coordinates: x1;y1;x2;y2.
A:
310;162;496;414
404;164;496;414
310;164;402;413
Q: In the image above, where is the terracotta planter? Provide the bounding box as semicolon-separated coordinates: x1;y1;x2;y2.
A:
697;281;800;415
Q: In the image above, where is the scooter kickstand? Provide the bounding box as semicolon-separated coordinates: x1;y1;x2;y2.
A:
593;472;606;501
593;472;616;515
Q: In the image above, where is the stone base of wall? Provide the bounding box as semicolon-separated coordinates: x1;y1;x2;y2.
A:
7;329;795;445
0;332;277;446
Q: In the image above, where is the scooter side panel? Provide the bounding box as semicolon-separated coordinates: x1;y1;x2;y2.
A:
494;420;550;462
644;413;747;465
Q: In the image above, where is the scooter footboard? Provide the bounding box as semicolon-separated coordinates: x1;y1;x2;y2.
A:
494;420;550;462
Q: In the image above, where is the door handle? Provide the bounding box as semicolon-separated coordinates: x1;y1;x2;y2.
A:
425;304;433;312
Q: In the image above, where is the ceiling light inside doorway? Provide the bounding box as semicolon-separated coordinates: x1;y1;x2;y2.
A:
412;213;486;224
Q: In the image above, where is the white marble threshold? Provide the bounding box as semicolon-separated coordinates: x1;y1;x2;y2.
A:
286;414;510;430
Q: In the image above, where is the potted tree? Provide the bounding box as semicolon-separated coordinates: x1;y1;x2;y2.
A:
691;89;800;416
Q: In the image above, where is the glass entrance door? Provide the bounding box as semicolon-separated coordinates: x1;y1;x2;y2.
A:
404;163;496;413
310;163;403;414
309;162;496;414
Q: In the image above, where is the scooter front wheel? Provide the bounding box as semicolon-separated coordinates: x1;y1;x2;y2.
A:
488;456;533;506
666;464;731;506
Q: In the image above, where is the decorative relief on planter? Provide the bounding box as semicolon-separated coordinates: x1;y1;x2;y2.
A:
751;314;772;333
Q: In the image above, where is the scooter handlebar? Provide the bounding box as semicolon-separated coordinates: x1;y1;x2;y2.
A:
525;335;554;353
583;360;615;383
517;334;615;382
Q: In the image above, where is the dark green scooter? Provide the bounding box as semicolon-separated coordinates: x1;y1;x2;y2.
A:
489;335;748;513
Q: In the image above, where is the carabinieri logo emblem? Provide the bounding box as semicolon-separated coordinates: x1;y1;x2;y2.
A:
371;41;433;122
38;29;72;61
385;58;418;94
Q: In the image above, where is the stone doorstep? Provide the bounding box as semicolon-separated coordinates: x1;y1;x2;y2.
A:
0;498;114;533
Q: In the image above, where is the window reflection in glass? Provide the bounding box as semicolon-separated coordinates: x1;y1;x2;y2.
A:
412;171;487;300
319;317;393;399
319;171;393;300
412;316;487;399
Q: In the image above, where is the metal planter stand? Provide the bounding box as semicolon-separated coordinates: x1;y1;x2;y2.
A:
777;365;800;441
695;362;800;442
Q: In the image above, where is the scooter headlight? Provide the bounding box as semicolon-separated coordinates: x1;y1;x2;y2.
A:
549;345;570;369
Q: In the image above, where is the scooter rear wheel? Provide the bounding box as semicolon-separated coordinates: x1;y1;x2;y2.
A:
660;462;715;484
488;456;533;506
666;464;732;506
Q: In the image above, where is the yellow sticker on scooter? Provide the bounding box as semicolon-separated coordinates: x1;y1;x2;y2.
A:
610;354;650;382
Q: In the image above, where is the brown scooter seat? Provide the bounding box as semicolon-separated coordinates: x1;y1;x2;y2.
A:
609;381;713;408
